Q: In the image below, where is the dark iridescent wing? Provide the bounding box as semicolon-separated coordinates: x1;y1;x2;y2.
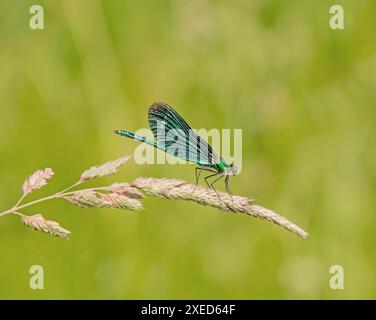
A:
148;102;220;166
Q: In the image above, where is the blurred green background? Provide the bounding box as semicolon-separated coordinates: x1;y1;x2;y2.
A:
0;0;375;299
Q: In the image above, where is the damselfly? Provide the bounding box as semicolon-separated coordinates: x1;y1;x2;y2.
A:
114;102;238;198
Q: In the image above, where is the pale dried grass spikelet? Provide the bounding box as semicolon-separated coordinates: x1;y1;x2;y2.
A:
21;213;71;239
106;183;144;199
64;190;143;211
79;155;131;182
22;168;55;195
101;193;143;210
132;177;308;238
64;190;103;208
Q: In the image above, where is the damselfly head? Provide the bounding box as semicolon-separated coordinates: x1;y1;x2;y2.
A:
225;162;238;176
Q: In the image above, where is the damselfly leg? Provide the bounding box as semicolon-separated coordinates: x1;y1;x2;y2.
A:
193;167;202;192
195;167;233;204
204;172;220;190
210;174;225;200
225;175;234;202
192;167;216;193
202;172;227;206
204;172;234;209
